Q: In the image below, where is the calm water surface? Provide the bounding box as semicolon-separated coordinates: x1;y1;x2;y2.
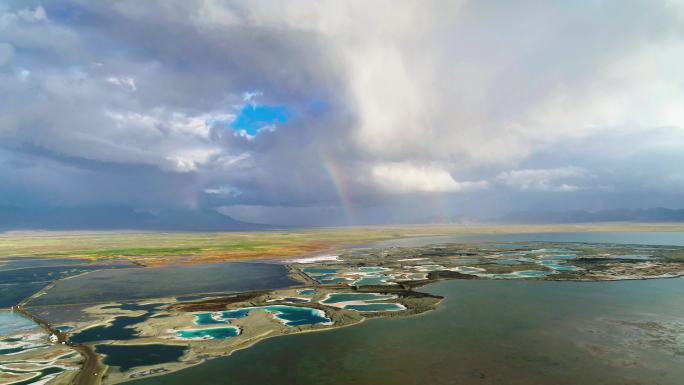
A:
129;278;684;385
129;231;684;385
368;231;684;248
30;262;298;305
0;311;38;336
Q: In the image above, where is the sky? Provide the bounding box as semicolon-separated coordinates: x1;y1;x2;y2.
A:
1;0;684;227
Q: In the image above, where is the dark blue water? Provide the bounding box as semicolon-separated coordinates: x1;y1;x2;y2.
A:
217;305;331;327
0;263;137;308
369;232;684;248
129;232;684;385
129;278;684;385
69;303;162;343
0;257;89;271
95;344;188;371
30;262;299;306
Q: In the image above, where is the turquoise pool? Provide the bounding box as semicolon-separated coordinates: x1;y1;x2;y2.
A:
343;303;406;312
320;293;396;304
176;327;240;340
218;305;331;327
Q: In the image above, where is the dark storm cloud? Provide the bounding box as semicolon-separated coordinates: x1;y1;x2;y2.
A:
1;0;683;227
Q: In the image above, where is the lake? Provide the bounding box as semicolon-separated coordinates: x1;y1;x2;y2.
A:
29;262;299;306
128;231;684;385
128;277;684;385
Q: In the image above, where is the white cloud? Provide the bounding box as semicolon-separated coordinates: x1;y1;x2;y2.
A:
167;156;198;172
3;0;684;223
372;162;489;193
171;147;223;172
496;166;587;192
105;76;137;92
0;6;47;25
204;186;241;197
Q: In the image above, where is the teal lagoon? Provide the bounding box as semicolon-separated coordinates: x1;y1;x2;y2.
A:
352;276;394;286
532;248;576;254
217;305;331;327
320;293;395;304
318;277;352;284
539;254;577;260
452;266;486;274
194;312;229;326
297;289;315;296
0;366;64;384
302;268;339;275
540;260;580;271
488;270;552;279
317;276;351;285
176;327;240;340
343;303;406;312
277;297;310;304
609;254;654;260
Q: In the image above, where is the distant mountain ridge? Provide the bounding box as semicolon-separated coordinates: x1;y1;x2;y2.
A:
3;205;684;231
0;206;270;231
500;207;684;224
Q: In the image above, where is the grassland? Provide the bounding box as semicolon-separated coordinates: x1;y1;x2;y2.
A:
2;223;684;266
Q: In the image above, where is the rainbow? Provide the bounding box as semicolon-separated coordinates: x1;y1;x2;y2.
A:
318;150;355;225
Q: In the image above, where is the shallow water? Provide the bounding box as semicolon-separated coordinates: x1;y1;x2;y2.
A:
95;344;188;371
352;276;393;286
302;267;339;275
69;303;162;343
217;305;331;327
194;313;229;325
0;262;136;308
129;278;684;385
320;293;395;304
317;277;352;284
540;260;579;271
343;303;405;312
0;311;38;336
0;257;89;271
368;231;684;248
176;327;240;340
30;262;298;305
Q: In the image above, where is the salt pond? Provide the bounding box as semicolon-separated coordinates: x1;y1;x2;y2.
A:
319;293;404;312
96;344;188;371
195;305;332;327
31;262;298;306
352;275;394;286
0;311;38;336
176;327;240;340
342;303;406;312
539;260;580;271
486;270;552;279
320;293;396;305
69;303;162;343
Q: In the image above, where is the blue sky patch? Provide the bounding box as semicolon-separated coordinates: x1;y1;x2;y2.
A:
230;104;290;136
